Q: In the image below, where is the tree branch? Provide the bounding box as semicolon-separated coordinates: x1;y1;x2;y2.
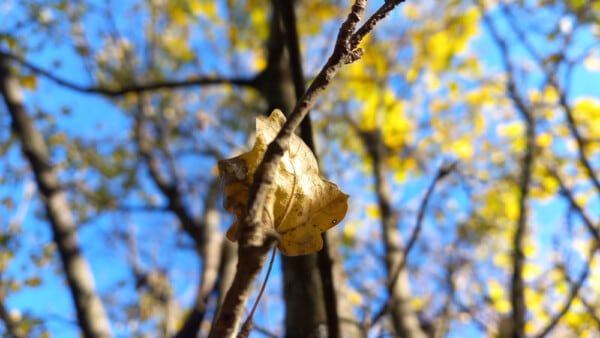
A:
481;6;536;337
133;94;204;247
173;181;222;338
371;162;455;328
551;169;600;244
0;54;113;338
534;245;595;338
497;6;600;195
0;50;257;97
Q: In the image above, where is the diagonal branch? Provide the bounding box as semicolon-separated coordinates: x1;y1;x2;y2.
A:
370;161;454;331
0;54;113;338
133;94;204;247
0;50;257;97
551;169;600;244
534;244;595;338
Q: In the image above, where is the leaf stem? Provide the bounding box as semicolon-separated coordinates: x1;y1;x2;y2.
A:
238;247;278;338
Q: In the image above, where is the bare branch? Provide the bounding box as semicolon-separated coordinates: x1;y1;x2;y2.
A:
0;50;257;97
370;162;455;329
133;95;204;247
497;5;600;195
535;245;595;338
552;169;600;244
480;5;536;337
0;54;113;338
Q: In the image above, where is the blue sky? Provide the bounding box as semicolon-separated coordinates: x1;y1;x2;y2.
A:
2;1;600;337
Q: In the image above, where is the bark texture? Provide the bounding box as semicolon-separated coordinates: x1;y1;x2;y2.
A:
260;3;329;337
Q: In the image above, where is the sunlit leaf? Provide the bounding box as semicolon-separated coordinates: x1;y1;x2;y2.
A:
219;110;349;256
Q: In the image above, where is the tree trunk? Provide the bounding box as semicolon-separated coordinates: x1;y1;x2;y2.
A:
0;55;113;338
257;2;365;337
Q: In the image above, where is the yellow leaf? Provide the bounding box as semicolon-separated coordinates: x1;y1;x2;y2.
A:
535;133;553;148
20;75;37;90
495;300;511;314
488;279;505;301
169;6;189;25
542;86;559;104
219;110;349;256
493;253;511;269
525;322;536;335
24;276;42;287
406;65;419;82
366;204;380;218
348;290;363;305
497;121;525;138
403;3;420;20
190;2;216;17
523;263;542;281
451;138;474;161
523;242;537;258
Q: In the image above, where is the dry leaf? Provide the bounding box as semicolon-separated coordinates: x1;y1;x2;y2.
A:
218;109;349;256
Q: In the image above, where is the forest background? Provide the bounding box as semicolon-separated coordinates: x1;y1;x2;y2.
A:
1;0;600;337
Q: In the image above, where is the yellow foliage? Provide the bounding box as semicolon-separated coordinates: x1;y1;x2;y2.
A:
190;2;217;17
411;297;426;310
555;279;568;296
528;89;542;104
535;133;553;148
524;287;544;308
403;3;420;20
429;98;450;113
523;242;537;258
366;204;380;218
348;290;363;305
522;263;542;281
412;7;480;74
382;114;412;149
497;121;525;138
572;97;600;138
406;65;420;83
24;276;42;287
495;300;511;314
451;138;474;161
503;193;519;221
20;75;38;90
163;33;194;61
487;279;505;302
493;252;511;269
219;110;349;256
524;322;536;335
542;86;559;104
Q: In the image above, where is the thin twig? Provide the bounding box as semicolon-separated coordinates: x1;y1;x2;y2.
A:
134;95;204;247
497;5;600;195
370;163;455;327
535;244;595;338
238;247;277;338
551;169;600;244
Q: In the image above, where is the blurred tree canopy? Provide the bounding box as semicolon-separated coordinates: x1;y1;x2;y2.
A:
1;0;600;337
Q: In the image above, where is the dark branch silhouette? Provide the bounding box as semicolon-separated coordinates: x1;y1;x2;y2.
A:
0;50;258;97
